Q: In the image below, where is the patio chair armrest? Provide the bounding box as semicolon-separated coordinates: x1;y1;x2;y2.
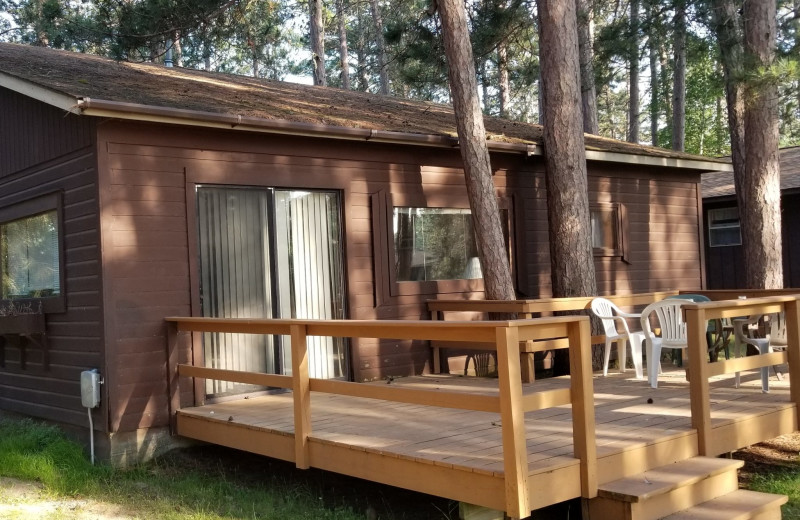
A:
616;311;640;318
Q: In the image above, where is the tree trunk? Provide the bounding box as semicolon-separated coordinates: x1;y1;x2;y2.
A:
337;0;351;89
309;0;327;86
711;0;747;272
498;42;511;118
648;0;659;146
538;0;598;374
741;0;783;289
671;0;686;151
649;44;658;145
436;0;516;303
575;0;598;134
355;2;369;91
370;0;390;95
173;31;183;67
628;0;640;143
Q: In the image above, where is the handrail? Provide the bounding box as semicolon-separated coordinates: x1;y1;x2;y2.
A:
427;291;679;315
165;315;597;517
683;296;800;456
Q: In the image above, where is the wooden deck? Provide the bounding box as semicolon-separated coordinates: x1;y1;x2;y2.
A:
176;365;795;513
166;294;800;518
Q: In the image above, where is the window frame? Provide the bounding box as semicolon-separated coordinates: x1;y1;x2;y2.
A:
381;194;514;298
707;206;742;248
590;203;629;261
0;192;66;313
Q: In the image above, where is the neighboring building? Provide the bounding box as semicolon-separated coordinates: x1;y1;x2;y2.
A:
0;43;730;463
702;147;800;289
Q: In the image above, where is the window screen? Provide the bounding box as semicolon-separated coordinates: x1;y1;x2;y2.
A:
708;207;741;247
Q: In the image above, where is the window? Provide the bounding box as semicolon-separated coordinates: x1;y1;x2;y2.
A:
393;207;509;282
591;204;622;256
0;193;64;311
708;207;741;247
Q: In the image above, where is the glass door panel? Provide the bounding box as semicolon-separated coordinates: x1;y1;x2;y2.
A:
197;186;347;398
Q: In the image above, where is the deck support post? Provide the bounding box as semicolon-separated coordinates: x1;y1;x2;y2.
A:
495;325;530;519
291;324;311;469
686;307;712;455
783;299;800;421
568;318;597;498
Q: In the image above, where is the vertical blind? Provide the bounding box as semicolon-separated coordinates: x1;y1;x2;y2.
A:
197;187;346;396
197;188;274;395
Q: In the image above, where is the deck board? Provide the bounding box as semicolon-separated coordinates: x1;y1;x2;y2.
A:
176;363;795;511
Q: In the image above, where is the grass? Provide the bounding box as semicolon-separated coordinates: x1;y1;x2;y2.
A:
0;416;455;519
747;467;800;519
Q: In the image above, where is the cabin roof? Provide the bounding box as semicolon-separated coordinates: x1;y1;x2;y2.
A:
0;42;729;170
702;147;800;199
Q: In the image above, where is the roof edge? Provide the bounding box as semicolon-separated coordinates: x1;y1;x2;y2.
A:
584;149;733;172
78;97;544;155
0;71;81;113
0;74;725;170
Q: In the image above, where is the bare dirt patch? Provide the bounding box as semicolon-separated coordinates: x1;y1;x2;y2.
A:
733;431;800;485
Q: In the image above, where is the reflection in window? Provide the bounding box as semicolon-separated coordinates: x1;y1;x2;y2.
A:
394;208;482;281
591;206;620;253
1;211;60;299
708;207;741;247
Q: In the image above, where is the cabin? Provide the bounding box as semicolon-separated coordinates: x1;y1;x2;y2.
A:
702;146;800;289
0;43;732;465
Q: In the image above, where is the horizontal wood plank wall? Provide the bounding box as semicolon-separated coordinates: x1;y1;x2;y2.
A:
0;89;103;429
0;88;94;179
98;121;706;423
513;163;704;298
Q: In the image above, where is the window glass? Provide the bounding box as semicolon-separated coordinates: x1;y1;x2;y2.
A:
393;208;484;282
591;207;618;251
708;207;741;247
1;211;60;299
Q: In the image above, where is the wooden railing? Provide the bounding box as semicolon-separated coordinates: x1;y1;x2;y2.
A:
683;295;800;456
165;316;597;518
427;291;679;380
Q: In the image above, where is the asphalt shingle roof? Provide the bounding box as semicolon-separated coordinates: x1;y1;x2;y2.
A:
0;42;730;164
701;147;800;198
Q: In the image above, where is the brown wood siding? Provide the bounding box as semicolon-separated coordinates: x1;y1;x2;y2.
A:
0;88;93;179
97;121;704;415
0;89;102;429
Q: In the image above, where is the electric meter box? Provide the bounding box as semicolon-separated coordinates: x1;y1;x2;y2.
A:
80;370;101;408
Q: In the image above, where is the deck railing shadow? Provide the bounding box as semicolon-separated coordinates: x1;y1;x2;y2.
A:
165;315;597;519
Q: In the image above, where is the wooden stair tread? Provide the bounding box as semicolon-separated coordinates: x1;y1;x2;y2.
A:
663;489;788;519
598;457;744;503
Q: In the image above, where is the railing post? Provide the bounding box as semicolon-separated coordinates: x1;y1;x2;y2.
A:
496;324;530;519
291;324;311;469
567;318;597;499
686;307;712;455
430;308;441;374
783;299;800;420
165;321;180;434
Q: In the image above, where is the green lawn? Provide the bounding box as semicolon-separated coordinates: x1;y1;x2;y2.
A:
747;467;800;519
0;416;454;519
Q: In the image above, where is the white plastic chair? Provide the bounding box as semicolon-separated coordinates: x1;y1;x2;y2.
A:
740;312;786;393
640;300;688;388
590;298;645;379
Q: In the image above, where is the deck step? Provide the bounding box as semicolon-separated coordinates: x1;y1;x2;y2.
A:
587;457;746;520
662;489;788;520
598;457;743;503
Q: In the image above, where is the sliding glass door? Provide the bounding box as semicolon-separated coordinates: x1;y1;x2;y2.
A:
197;186;347;398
